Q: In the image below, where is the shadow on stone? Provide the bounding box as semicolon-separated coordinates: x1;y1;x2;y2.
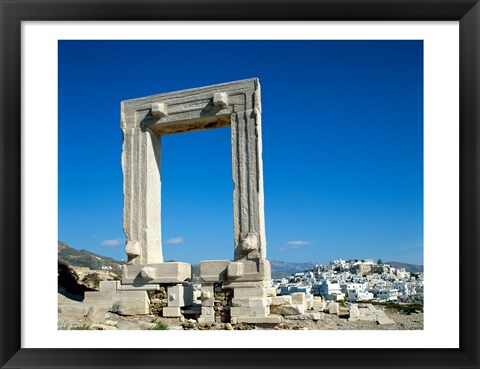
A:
58;262;95;302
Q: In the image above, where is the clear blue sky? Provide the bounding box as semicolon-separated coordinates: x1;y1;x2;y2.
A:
58;40;423;265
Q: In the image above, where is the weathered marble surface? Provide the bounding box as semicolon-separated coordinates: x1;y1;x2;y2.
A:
121;78;266;266
120;79;276;322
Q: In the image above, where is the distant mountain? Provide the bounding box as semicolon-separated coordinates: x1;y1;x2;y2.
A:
269;259;317;272
269;259;318;278
386;261;423;273
57;242;423;280
58;241;124;274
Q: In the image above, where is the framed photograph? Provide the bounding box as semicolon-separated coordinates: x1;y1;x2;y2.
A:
1;0;479;368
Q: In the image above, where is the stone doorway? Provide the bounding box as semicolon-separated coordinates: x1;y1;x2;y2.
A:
116;79;278;323
120;78;269;284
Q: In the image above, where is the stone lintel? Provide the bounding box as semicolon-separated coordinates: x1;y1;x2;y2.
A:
149;114;232;136
121;78;261;130
121;262;191;285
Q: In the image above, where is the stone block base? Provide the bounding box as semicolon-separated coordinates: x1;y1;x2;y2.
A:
201;306;215;315
349;304;360;320
198;315;215;323
266;287;277;297
230;306;269;318
200;259;271;283
162;306;182;317
291;292;308;310
305;294;314;310
270;303;305;315
233;287;268;298
84;290;148;302
270;296;293;305
81;281;150;315
200;260;229;282
327;302;339;315
112;300;149;315
232;297;270;308
122;262;191;284
167;285;194;307
201;285;214;306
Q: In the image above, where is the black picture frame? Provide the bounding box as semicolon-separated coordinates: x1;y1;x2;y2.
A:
1;1;479;368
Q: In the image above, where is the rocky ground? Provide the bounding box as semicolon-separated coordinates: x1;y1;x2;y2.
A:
58;293;423;331
58;257;423;331
281;308;423;330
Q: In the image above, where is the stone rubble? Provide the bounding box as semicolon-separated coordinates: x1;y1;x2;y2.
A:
327;302;340;315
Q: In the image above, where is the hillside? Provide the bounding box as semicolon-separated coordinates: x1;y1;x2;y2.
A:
269;259;424;278
58;241;124;274
57;242;423;279
269;259;318;278
386;261;423;273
